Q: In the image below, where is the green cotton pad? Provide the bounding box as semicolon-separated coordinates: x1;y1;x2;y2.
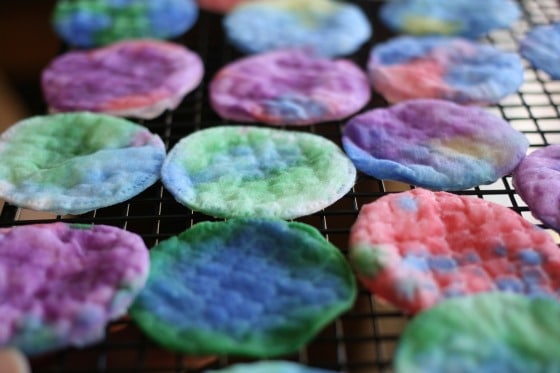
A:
395;292;560;372
206;361;338;373
130;218;356;357
0;112;165;215
161;126;356;219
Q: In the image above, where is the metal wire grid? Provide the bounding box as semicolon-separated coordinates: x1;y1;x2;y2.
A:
0;0;557;371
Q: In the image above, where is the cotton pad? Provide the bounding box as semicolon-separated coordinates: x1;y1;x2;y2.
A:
520;22;560;79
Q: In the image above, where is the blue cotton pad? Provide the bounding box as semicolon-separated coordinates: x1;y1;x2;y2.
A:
52;0;198;48
520;23;560;79
379;0;521;38
206;361;338;373
342;99;528;191
129;218;356;357
223;0;372;57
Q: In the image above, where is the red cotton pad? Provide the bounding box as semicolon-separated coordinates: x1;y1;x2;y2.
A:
349;188;560;314
210;49;370;126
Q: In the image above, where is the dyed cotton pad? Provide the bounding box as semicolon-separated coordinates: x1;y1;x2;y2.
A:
210;49;371;125
367;36;524;105
52;0;198;48
342;99;528;191
395;293;560;372
162;126;356;219
207;361;337;373
223;0;371;57
42;39;203;119
520;23;560;79
0;223;149;355
349;188;560;314
513;145;560;231
197;0;253;13
130;219;356;357
0;112;165;215
380;0;521;38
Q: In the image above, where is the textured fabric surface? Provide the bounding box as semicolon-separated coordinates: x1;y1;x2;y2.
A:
342;99;528;190
42;39;204;119
0;112;166;215
206;361;338;373
367;36;524;105
0;223;149;355
520;23;560;79
380;0;521;38
395;293;560;373
223;0;371;57
513;145;560;232
52;0;198;48
349;188;560;314
162;125;356;219
210;49;370;125
130;219;356;357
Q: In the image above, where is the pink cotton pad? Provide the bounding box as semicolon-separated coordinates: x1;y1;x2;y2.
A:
210;49;371;126
0;223;149;356
513;145;560;232
349;188;560;314
41;39;203;119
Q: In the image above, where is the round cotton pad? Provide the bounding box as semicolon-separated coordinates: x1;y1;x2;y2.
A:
223;0;371;57
130;218;356;357
342;99;528;191
380;0;521;38
395;293;560;372
210;49;371;125
349;188;560;314
0;223;149;355
42;39;204;119
0;112;165;215
207;361;337;373
161;125;356;219
513;145;560;231
52;0;198;48
367;36;524;105
520;23;560;79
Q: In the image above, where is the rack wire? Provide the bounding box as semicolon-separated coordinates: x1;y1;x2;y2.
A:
2;0;560;371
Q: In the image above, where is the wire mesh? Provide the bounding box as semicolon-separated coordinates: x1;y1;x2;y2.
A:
2;0;559;371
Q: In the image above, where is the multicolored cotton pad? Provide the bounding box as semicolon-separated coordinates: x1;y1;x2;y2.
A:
223;0;371;57
52;0;198;48
349;188;560;314
206;361;338;373
210;49;371;125
42;39;203;119
161;126;356;219
0;223;149;355
380;0;521;38
367;36;524;105
520;23;560;79
513;145;560;232
395;293;560;372
0;112;165;215
342;99;528;191
130;219;356;357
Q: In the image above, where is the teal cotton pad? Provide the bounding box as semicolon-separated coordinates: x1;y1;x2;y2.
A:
161;126;356;219
0;112;165;215
130;218;357;357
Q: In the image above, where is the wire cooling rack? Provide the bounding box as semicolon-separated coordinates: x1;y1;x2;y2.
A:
2;0;560;371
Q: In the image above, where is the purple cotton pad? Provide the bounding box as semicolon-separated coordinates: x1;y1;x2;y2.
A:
0;223;149;355
42;39;203;119
513;145;560;231
210;49;371;126
367;36;524;105
342;99;528;191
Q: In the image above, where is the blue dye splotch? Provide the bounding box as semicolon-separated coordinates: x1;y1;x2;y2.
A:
518;249;543;266
402;253;430;272
428;255;458;272
397;195;418;212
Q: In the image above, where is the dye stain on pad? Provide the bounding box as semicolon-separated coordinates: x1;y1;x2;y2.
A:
395;293;560;372
0;223;149;355
42;39;204;119
342;99;528;191
210;49;370;126
349;188;560;314
161;126;356;219
0;112;165;215
367;36;524;105
130;218;356;357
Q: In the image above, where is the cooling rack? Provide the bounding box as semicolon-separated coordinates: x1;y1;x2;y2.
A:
2;0;560;372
